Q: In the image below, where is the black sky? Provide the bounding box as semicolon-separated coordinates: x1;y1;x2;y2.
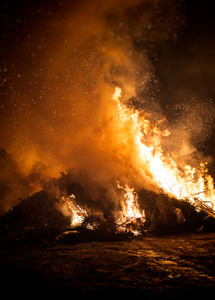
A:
157;0;215;104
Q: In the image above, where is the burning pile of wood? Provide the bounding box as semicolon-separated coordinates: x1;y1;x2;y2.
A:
0;169;215;246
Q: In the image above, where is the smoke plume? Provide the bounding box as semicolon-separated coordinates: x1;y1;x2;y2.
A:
1;0;213;214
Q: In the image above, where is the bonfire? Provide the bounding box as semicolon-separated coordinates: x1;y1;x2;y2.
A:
1;87;215;244
54;87;215;235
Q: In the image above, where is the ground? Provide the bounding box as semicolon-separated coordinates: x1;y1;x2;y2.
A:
1;233;215;299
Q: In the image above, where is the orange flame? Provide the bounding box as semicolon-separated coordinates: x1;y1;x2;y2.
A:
58;194;87;227
117;183;145;224
112;87;215;209
118;183;144;220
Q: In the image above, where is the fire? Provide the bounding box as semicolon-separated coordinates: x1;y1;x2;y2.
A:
57;86;215;234
116;183;145;234
58;194;87;227
118;183;144;220
112;87;215;209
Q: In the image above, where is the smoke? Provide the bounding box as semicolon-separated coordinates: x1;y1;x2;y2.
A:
1;0;211;213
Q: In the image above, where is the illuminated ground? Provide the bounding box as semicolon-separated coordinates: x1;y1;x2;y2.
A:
1;233;215;299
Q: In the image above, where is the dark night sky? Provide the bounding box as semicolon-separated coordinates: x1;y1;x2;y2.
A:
157;0;215;107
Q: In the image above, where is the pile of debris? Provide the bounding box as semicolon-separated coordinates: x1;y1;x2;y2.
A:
138;190;215;234
0;170;215;245
0;190;70;245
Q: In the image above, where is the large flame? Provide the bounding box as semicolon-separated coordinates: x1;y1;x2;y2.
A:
112;87;215;209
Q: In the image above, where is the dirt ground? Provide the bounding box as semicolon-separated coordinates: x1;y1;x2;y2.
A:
1;233;215;299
